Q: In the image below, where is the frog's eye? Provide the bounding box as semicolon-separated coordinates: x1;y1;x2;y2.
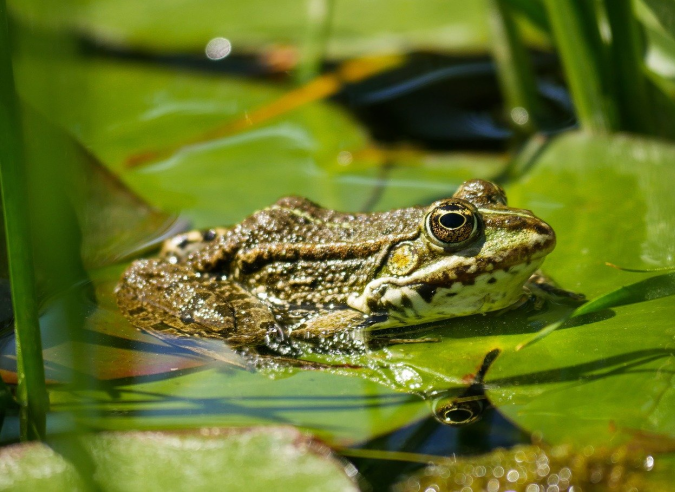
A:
424;200;479;247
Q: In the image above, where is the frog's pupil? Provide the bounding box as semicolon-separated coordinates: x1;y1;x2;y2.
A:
439;212;465;229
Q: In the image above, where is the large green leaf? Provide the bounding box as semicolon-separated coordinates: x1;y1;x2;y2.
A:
484;132;675;446
0;428;358;491
12;55;572;445
15;57;505;227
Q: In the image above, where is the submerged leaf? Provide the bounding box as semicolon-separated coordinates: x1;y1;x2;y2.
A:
0;428;359;492
125;55;405;167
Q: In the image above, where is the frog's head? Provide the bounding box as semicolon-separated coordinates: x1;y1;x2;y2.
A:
347;179;556;326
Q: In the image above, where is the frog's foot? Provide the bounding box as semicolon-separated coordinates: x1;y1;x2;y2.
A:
116;259;277;350
526;271;586;306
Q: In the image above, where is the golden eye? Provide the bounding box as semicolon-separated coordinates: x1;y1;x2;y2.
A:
424;199;479;247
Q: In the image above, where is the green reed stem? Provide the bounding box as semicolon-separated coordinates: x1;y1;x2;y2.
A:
295;0;335;83
488;0;541;135
0;0;48;440
604;0;654;134
543;0;618;133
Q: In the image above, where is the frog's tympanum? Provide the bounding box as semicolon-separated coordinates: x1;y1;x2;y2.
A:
116;179;562;355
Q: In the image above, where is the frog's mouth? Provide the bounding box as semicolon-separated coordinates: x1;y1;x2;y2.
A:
349;257;546;325
348;218;555;323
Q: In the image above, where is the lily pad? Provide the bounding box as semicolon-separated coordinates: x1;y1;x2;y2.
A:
0;428;359;491
484;132;675;446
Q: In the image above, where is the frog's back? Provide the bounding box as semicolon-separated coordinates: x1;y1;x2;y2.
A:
240;196;423;246
191;197;424;307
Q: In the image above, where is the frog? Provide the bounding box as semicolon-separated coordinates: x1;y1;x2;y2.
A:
115;179;575;357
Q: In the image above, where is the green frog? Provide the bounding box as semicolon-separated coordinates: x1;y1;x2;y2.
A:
116;179;573;355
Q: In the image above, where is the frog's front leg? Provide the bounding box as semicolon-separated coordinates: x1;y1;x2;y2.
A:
116;259;278;349
525;271;586;307
287;310;371;352
289;310;439;353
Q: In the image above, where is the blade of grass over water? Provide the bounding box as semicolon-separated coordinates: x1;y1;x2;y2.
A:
605;262;675;273
0;0;48;440
543;0;618;133
488;0;541;135
504;0;550;33
518;272;675;350
604;0;654;134
295;0;335;83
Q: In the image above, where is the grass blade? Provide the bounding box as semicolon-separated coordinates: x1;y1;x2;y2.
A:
504;0;550;33
0;0;48;440
518;272;675;350
542;0;618;133
295;0;335;83
489;0;542;135
604;0;654;134
605;262;675;273
573;272;675;317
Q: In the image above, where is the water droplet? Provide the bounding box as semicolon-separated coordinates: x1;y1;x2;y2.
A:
511;106;529;126
644;455;655;471
337;151;353;166
205;37;232;60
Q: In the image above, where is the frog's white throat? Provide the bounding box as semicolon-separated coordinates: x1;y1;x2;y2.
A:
347;258;545;327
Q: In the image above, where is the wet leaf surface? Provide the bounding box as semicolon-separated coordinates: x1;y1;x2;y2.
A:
20;106;186;270
486;132;675;446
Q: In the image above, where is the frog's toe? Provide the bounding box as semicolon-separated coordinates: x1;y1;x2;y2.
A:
526;272;586;306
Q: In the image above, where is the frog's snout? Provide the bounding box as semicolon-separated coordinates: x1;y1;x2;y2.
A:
532;220;556;258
